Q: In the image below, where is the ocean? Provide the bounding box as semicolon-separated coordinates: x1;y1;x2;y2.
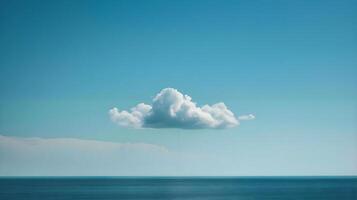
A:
0;177;356;199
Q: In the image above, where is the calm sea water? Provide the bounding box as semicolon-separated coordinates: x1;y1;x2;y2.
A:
0;177;356;200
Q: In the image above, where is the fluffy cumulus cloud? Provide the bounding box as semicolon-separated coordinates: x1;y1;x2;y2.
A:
109;88;254;129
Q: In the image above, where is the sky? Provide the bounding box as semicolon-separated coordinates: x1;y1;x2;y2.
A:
0;0;356;176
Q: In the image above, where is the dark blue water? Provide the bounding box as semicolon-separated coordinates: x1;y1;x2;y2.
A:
0;177;356;200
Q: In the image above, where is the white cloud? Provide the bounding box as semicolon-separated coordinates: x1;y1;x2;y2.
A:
109;88;253;129
109;103;151;128
238;114;256;120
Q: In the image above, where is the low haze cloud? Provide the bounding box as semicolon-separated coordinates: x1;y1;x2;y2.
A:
109;88;254;129
0;135;170;176
0;135;229;176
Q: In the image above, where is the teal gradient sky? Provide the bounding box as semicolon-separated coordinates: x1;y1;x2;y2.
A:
0;0;356;176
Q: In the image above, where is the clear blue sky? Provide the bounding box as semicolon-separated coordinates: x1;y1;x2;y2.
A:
0;0;356;176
